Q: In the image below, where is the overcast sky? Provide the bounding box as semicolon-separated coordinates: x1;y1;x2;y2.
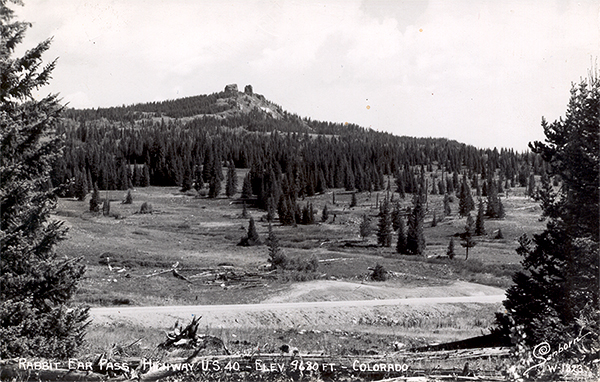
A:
16;0;599;150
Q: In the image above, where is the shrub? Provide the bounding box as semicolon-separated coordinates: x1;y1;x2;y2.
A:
139;202;153;214
123;190;133;204
371;263;387;281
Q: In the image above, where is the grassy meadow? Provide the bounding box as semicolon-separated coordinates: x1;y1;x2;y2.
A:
51;173;547;357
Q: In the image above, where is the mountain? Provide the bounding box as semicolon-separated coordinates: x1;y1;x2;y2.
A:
63;84;367;135
54;85;541;214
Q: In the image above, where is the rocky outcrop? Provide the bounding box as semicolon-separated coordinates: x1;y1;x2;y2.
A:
224;84;238;94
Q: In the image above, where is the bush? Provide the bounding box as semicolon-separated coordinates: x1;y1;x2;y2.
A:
139;202;153;214
370;263;387;281
123;190;133;204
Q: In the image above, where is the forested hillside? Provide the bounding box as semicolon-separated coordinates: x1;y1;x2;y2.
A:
53;85;545;217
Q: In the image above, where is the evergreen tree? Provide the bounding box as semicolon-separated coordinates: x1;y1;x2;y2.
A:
102;198;111;216
485;182;504;218
89;183;100;213
446;237;455;259
241;172;252;199
241;201;249;219
225;161;237;198
377;198;392;247
475;200;485;236
406;192;426;255
193;164;204;192
460;213;476;260
350;191;357;207
74;170;88;201
0;3;88;357
431;210;438;227
238;217;261;246
140;165;150;187
266;224;286;270
359;214;372;241
527;173;536;198
180;163;193;192
501;73;599;352
123;189;133;204
395;216;407;254
321;204;329;223
443;193;451;216
391;201;402;231
132;164;141;187
458;174;475;216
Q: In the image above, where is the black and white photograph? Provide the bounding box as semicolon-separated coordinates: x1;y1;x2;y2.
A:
1;1;598;381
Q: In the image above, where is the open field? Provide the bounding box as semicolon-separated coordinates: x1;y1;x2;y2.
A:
48;182;549;364
54;183;545;308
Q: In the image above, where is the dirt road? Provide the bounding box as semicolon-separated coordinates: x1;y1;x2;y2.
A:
90;292;506;329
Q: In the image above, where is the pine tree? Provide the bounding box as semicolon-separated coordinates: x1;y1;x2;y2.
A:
391;201;402;231
359;214;372;241
475;200;485;236
527;173;536;198
241;201;249;219
74;170;88;201
460;213;477;260
180;162;193;192
241;172;252;199
395;216;407;254
141;165;150;187
350;191;357;207
377;198;392;247
431;210;438;227
208;165;221;198
501;73;599;351
89;183;100;213
193;164;204;192
123;189;133;204
102;198;111;216
238;217;261;246
446;237;455;259
321;204;329;223
406;192;426;255
485;182;504;218
267;224;286;270
443;193;451;216
0;2;88;357
225;161;237;198
458;174;474;216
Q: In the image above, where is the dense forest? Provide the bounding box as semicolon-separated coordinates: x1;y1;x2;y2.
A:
53;86;545;219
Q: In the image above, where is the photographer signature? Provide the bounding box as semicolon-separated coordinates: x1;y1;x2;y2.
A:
524;332;591;377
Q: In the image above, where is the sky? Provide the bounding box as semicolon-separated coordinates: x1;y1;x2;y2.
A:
15;0;599;151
